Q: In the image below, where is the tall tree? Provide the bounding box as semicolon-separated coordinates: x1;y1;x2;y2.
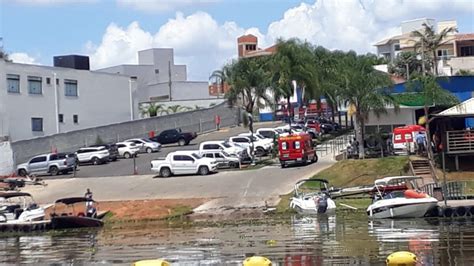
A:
209;66;231;98
388;51;424;79
412;23;457;76
340;53;397;158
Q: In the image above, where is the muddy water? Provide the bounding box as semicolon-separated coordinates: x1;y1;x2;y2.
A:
1;213;474;265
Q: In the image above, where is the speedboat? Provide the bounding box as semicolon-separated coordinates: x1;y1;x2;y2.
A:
50;197;106;229
0;192;45;223
367;176;438;219
289;179;336;214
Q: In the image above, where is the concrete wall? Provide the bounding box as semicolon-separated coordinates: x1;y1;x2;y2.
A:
449;56;474;73
365;107;417;127
11;102;238;164
1;61;131;142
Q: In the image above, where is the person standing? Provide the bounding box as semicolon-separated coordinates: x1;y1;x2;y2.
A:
415;131;426;155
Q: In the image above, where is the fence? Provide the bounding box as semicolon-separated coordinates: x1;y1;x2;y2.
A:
11;102;238;165
446;130;474;154
316;132;355;159
421;180;474;200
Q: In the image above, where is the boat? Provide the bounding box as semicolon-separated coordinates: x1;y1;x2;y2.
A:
367;176;438;219
0;192;46;223
50;197;105;229
289;179;336;214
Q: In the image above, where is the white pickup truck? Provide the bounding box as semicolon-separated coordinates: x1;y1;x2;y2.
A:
151;151;218;177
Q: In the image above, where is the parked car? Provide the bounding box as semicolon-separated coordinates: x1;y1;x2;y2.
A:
256;128;279;139
228;136;270;156
116;142;140;158
278;132;318;168
199;140;246;157
238;132;274;148
150;128;197;146
76;146;110;165
200;150;240;169
17;153;76;176
151;151;218;177
90;143;119;161
124;138;161;153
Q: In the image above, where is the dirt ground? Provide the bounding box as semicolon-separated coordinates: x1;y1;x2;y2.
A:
45;198;209;221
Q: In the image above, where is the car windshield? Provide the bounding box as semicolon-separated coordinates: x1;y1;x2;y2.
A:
191;153;202;159
222;151;231;157
142;139;152;143
223;142;232;148
249;136;257;141
255;134;265;139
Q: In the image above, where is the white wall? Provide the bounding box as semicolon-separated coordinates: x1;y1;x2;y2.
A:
365;107;417;126
1;61;131;141
0;141;14;176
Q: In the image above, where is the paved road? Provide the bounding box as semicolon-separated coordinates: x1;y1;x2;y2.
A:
24;153;336;209
51;122;282;178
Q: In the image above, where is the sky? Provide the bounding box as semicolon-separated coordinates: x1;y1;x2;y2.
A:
1;0;473;80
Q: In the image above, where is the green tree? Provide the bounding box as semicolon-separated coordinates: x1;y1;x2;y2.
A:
209;66;231;98
340;53;397;158
388;51;423;79
167;105;186;114
139;103;166;117
412;23;457;76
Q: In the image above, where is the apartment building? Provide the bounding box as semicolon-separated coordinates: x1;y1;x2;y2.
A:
0;56;132;141
98;48;214;118
374;18;474;76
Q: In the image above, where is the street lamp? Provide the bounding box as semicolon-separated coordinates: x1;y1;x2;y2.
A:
53;72;59;134
129;77;137;121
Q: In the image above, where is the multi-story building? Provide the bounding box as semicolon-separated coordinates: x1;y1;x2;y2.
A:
374;18;474;76
0;56;132;142
98;48;216;118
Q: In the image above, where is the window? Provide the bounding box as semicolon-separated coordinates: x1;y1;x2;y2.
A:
395;134;402;141
173;155;182;161
204;154;213;158
282;142;288;150
73;114;78;124
58;114;64;123
46;77;51;84
31;118;43;132
437;49;450;60
7;74;20;93
64;79;78;96
460;46;474;57
405;134;412;140
394;44;401;51
50;154;58;160
215;153;223;158
203;144;220;150
28;76;42;94
294;141;301;149
182;155;194;161
30;156;47;164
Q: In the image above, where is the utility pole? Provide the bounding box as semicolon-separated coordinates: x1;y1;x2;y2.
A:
168;61;172;101
53;72;60;134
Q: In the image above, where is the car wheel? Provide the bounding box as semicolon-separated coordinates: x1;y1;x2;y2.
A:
178;138;186;146
256;147;266;156
229;162;238;168
160;167;171;178
198;166;210;175
49;166;59;176
92;157;100;165
312;153;319;163
124;152;131;159
18;169;27;177
146;147;153;153
281;162;286;168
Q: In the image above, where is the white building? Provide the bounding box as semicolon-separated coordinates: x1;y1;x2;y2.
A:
98;48;216;119
0;57;132;141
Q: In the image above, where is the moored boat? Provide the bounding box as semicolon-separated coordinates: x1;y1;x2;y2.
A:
50;197;106;229
290;179;336;214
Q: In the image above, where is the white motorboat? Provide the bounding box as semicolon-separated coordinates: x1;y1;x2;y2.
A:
0;192;45;223
290;179;336;214
367;176;438;219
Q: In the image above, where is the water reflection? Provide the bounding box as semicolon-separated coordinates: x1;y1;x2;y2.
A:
0;215;473;265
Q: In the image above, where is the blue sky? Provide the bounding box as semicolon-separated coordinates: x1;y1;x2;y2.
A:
1;0;473;80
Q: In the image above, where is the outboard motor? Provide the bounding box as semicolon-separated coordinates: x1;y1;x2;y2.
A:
317;195;328;214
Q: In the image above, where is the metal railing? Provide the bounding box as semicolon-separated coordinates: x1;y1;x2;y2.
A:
446;130;474;154
421;180;474;200
316;133;354;158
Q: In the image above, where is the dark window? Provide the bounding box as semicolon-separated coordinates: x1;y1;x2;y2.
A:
64;79;78;96
234;138;247;143
46;77;51;84
394;44;401;51
28;76;42;94
50;154;58;160
7;74;20;93
31;118;43;132
30;156;47;163
155;69;159;74
182;155;193;161
204;154;213;158
56;78;59;85
282;142;288;150
173;155;182;161
203;144;220;150
215;153;223;158
460;46;474;57
73;114;78;124
58;114;64;123
117;144;125;148
293;141;301;149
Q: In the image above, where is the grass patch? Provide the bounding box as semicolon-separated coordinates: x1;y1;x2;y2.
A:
313;156;410;187
336;198;372;210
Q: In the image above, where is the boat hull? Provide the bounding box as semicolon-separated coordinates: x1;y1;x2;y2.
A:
368;201;437;219
51;216;103;229
290;197;336;214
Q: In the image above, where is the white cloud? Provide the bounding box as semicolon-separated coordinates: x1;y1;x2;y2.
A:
86;0;474;80
9;52;38;64
117;0;219;13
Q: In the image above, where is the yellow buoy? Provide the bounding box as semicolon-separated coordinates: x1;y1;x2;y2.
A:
386;251;417;266
243;256;272;266
133;259;170;266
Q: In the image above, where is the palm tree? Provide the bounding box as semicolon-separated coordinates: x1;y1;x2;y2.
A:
339;53;397;158
209;66;231;98
167;105;185;114
412;23;457;76
139;103;165;117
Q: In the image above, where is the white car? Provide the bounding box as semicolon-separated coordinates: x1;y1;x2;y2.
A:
239;132;274;148
151;151;218;177
199;140;246;157
76;146;110;165
116;142;140;159
228;136;269;156
256;128;280;139
200;150;241;169
124;138;161;153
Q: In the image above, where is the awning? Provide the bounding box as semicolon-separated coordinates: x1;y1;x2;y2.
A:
434;98;474;117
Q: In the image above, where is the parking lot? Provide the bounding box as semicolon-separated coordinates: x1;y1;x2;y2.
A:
48;122;282;179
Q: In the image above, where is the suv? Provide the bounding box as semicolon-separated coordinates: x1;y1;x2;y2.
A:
76;146;110;165
16;153;76;176
124;138;161;153
90;143;119;161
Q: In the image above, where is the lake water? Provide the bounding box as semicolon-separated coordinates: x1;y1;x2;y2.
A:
1;212;474;265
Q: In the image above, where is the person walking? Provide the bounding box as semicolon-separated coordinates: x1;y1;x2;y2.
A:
415;131;426;155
